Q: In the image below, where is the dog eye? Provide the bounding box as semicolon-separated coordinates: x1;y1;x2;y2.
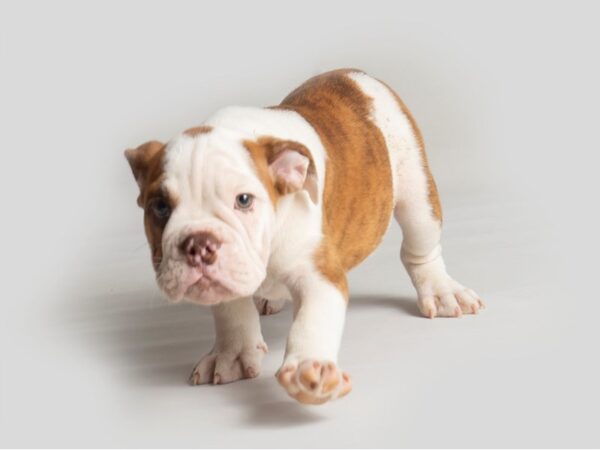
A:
235;193;254;210
149;198;171;220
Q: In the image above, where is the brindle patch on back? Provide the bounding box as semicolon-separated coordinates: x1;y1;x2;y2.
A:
125;140;176;270
275;69;394;297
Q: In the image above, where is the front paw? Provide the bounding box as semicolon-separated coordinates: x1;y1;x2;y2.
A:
189;341;268;385
276;359;352;405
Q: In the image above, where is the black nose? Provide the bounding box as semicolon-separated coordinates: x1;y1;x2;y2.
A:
180;232;221;266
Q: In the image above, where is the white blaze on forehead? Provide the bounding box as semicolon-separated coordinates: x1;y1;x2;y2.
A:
163;129;262;212
162;134;202;205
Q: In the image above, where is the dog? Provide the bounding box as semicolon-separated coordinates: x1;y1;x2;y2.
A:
124;69;484;405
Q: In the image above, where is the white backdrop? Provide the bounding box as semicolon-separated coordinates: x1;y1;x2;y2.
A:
1;0;598;447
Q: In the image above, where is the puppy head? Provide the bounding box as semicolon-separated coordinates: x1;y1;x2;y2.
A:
125;127;315;305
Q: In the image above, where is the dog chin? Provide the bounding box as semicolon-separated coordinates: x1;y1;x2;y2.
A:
182;280;238;305
158;262;265;305
167;274;257;306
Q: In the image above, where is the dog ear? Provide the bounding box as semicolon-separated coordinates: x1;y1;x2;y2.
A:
269;148;311;192
262;139;318;204
124;140;165;207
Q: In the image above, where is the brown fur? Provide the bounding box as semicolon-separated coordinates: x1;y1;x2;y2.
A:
183;125;213;137
275;69;395;298
124;141;175;269
377;80;443;222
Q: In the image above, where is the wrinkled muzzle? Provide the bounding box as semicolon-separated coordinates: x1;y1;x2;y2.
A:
156;222;267;305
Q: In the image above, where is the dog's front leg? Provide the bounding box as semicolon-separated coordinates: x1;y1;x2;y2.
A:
189;296;267;385
276;274;352;404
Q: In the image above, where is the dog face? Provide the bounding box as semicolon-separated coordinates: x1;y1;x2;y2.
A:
125;127;315;305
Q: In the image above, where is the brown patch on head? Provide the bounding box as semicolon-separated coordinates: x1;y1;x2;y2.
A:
243;136;317;205
377;80;442;222
183;125;213;138
124;140;176;269
273;69;394;298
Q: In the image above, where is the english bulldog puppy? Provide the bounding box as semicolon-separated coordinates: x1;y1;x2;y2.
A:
124;69;484;405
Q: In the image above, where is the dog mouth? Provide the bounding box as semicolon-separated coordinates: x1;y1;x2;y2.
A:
186;272;232;296
160;266;235;305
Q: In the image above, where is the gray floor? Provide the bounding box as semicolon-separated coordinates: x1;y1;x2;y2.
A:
2;189;595;447
1;1;599;447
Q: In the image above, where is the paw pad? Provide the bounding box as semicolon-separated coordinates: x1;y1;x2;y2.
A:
277;359;352;405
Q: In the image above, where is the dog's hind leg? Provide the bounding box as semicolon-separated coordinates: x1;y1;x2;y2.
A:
390;112;484;318
346;72;483;318
348;72;484;318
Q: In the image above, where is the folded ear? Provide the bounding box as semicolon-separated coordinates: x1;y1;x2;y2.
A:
124;140;165;206
256;138;318;204
269;147;311;192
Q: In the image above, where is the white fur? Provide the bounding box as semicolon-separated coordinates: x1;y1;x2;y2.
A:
143;70;482;397
282;272;346;364
346;72;430;207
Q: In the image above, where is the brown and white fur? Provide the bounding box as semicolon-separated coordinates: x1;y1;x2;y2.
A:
124;69;484;405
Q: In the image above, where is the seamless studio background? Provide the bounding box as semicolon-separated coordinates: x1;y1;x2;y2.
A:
1;0;599;447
